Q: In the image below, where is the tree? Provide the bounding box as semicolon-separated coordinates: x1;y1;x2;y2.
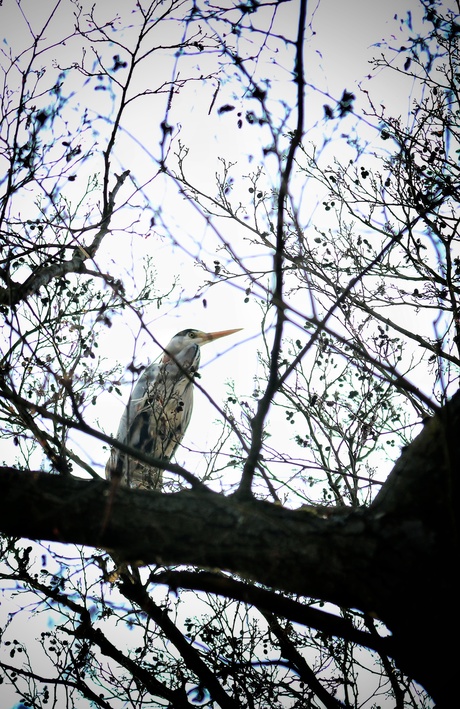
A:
0;0;458;707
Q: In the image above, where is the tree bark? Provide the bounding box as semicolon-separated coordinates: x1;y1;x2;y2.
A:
0;391;458;706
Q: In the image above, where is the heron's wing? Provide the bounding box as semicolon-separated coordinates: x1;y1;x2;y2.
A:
106;346;200;489
105;363;161;484
114;363;161;444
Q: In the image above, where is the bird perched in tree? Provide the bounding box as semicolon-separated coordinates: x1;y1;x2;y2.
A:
105;328;241;490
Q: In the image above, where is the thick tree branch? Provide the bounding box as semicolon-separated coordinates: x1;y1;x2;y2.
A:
0;467;371;604
0;381;455;610
151;570;393;655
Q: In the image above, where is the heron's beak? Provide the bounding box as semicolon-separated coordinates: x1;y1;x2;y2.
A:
201;328;242;344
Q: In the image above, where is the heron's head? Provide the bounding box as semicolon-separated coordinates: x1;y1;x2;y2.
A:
163;328;242;362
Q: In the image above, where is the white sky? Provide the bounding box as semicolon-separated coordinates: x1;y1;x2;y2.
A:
0;0;439;479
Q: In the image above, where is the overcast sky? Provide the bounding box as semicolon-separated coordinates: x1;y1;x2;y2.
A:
0;0;435;477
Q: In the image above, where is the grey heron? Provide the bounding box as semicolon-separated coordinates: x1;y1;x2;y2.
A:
105;328;241;490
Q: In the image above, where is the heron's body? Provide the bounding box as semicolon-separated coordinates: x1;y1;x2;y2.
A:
105;328;240;490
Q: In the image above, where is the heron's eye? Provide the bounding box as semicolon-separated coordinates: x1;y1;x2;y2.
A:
188;332;196;339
